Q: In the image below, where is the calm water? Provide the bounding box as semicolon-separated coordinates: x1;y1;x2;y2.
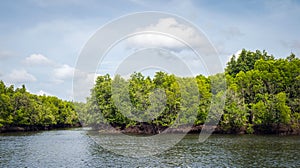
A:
0;128;299;167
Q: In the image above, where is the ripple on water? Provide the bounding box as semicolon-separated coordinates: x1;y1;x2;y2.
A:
1;129;299;167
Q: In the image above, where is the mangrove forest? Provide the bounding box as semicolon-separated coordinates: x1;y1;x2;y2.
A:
1;49;300;134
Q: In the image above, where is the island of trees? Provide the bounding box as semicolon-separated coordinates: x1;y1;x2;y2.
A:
1;49;300;134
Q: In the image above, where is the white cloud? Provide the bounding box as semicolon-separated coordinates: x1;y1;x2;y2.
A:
127;33;184;50
126;17;205;51
24;54;53;65
36;90;53;96
226;49;243;63
6;69;37;83
53;64;75;80
234;49;243;57
72;69;101;102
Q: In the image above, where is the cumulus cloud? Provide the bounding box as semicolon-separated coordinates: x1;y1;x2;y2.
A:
24;54;53;65
126;17;206;51
6;69;37;83
226;49;243;63
73;71;99;102
36;90;53;96
50;62;97;93
53;64;75;80
234;49;243;57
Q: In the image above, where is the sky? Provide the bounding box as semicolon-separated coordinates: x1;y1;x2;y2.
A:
0;0;300;101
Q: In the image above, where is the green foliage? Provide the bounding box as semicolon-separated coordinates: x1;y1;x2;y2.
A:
0;81;79;128
1;49;299;134
83;72;207;128
221;87;248;131
224;51;300;132
226;49;274;77
79;50;299;134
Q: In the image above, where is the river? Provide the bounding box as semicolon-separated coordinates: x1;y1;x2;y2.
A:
0;128;299;167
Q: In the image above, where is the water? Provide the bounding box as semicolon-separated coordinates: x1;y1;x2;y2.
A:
0;128;299;167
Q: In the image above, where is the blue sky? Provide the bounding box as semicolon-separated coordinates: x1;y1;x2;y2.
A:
0;0;300;100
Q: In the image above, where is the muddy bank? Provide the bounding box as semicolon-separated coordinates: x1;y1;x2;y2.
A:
91;124;221;134
90;123;209;134
0;123;82;133
91;123;300;135
2;122;299;135
252;124;300;135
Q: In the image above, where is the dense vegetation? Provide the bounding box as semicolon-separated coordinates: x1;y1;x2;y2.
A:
78;49;300;134
1;49;299;134
223;50;300;133
0;82;79;130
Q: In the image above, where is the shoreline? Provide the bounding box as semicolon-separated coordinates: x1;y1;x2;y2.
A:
89;123;300;135
1;123;300;135
0;123;82;133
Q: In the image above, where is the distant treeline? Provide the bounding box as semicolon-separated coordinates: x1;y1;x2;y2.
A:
0;82;79;130
77;49;300;134
1;49;299;134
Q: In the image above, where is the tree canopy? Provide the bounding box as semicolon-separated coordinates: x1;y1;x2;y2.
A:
0;82;79;128
78;49;300;134
1;49;299;134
